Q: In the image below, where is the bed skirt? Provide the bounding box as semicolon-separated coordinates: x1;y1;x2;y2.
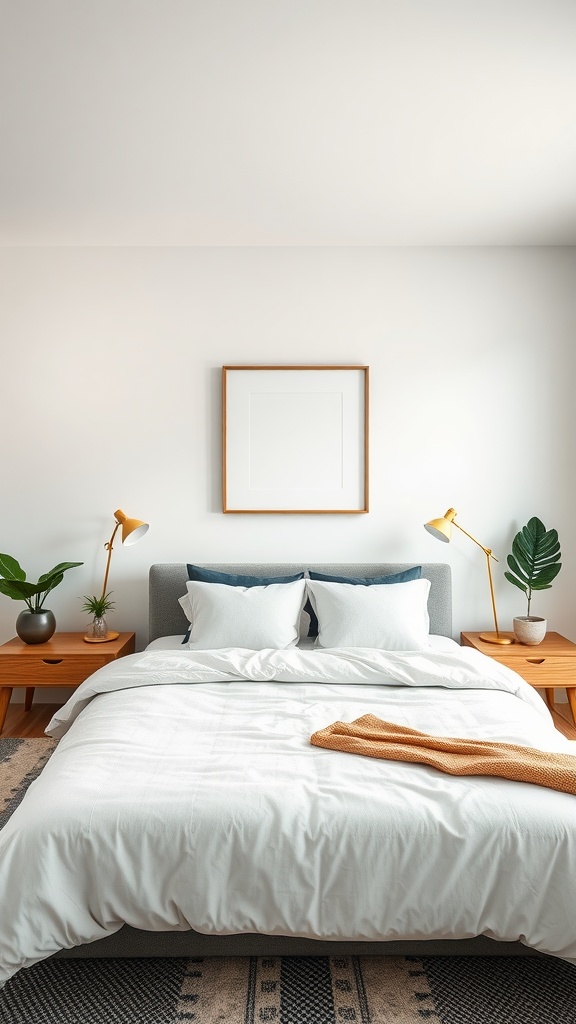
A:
53;926;542;959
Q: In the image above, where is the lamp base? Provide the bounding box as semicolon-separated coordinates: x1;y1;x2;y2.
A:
479;631;514;645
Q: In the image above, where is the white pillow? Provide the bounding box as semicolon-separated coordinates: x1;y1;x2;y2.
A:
178;591;194;623
306;577;431;650
182;579;307;650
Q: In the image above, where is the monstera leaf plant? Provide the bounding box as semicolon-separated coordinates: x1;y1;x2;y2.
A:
0;554;83;644
504;517;561;617
0;555;83;612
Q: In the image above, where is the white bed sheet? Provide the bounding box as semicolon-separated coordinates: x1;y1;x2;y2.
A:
1;644;576;986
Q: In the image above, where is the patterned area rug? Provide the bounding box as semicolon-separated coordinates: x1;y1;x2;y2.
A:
2;738;576;1024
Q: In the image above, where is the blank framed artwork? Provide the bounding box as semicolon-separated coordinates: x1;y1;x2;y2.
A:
222;365;369;513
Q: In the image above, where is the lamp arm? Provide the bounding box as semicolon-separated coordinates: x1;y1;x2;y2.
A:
452;520;498;562
484;549;502;637
100;521;121;601
452;519;502;638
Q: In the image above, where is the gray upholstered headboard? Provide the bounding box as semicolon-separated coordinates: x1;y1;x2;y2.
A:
148;563;452;642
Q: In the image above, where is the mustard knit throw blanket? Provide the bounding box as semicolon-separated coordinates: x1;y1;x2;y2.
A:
310;715;576;795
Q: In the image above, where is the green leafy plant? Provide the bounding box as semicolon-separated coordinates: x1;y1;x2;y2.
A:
0;554;83;613
81;593;115;618
504;517;561;616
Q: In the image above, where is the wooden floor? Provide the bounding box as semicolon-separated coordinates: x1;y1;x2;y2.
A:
3;698;576;740
2;703;61;738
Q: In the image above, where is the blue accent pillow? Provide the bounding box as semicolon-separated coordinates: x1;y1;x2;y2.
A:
306;566;423;637
182;565;305;642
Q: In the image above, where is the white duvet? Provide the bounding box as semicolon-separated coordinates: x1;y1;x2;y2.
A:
1;644;576;986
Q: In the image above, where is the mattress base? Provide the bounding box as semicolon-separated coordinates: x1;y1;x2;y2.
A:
53;927;543;959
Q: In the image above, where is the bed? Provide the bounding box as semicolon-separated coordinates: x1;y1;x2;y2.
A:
1;560;576;987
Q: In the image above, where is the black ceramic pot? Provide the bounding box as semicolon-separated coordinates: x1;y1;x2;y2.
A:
15;609;56;644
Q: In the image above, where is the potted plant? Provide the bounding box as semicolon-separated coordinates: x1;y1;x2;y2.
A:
0;554;83;644
81;592;115;640
504;517;561;645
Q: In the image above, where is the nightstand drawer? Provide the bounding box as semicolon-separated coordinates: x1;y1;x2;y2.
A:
0;655;108;688
496;655;576;689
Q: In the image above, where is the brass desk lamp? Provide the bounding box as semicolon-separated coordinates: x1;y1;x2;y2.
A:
424;507;512;645
100;509;149;602
84;509;149;643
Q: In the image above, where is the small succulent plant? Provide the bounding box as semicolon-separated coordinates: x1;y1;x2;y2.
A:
81;593;115;618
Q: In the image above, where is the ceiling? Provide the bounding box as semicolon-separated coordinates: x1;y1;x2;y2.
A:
2;0;576;246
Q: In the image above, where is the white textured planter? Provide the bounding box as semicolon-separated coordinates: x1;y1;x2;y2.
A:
513;616;547;646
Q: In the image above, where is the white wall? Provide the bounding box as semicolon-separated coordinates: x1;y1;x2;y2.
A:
3;1;576;246
1;247;575;699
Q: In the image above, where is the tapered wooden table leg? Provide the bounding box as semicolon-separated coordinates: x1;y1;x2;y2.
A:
24;687;35;711
567;688;576;725
545;688;555;710
0;686;13;735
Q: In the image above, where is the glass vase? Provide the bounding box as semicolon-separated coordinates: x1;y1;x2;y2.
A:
88;616;108;640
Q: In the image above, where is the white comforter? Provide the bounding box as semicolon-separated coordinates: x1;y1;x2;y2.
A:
1;645;576;985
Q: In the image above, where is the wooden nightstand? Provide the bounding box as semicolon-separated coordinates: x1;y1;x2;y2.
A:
0;631;136;735
461;631;576;724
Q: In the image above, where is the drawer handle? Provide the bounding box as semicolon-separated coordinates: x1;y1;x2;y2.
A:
526;658;545;665
42;659;63;665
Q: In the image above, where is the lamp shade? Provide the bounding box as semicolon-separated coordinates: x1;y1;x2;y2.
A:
424;508;456;543
114;509;149;547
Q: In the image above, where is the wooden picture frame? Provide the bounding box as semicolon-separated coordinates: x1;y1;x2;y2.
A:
222;365;369;514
